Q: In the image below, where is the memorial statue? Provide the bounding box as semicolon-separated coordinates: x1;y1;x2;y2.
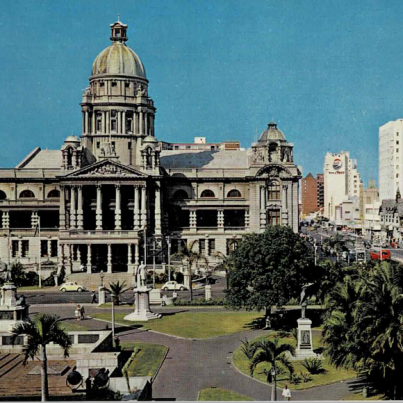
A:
300;285;309;319
138;261;147;287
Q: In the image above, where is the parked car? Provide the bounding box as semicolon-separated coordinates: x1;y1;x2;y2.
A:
370;249;391;261
162;281;188;291
59;282;86;292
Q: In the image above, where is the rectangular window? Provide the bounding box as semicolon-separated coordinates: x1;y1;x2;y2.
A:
41;240;48;257
96;120;102;131
12;240;18;258
128;142;132;150
96;142;100;149
268;210;281;225
51;240;58;257
397;141;400;145
100;82;105;87
208;239;215;255
21;240;29;258
199;239;205;254
397;174;399;178
111;120;117;131
125;82;130;88
111;81;117;87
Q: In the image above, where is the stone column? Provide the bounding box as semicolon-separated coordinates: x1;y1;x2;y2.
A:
245;209;250;228
141;186;147;228
66;244;72;275
2;211;9;229
107;244;112;273
92;111;96;134
139;110;144;135
118;111;122;134
144;113;148;136
96;184;102;230
122;111;126;134
134;185;140;229
133;112;138;134
58;243;65;273
102;111;105;134
48;239;52;258
150;115;155;136
70;186;77;229
127;243;133;273
77;246;82;266
134;243;139;268
260;185;267;228
115;184;121;230
77;185;83;230
155;184;161;234
85;111;89;134
87;244;92;273
282;184;289;226
18;239;23;260
60;186;66;229
106;110;110;134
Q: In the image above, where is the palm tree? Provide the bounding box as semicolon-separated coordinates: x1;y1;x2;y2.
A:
213;251;234;290
11;314;72;402
240;338;258;377
250;338;295;401
105;280;130;305
171;240;208;301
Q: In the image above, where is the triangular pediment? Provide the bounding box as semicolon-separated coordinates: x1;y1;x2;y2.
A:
62;159;148;178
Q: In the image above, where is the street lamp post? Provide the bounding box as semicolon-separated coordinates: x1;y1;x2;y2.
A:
111;292;115;347
167;236;171;281
271;367;277;401
152;238;156;289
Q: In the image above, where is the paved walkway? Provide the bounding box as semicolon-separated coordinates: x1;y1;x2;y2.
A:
32;304;357;401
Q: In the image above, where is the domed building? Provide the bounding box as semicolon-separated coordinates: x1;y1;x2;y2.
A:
0;21;301;285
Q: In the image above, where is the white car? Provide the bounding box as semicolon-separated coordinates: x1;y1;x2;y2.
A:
162;281;188;291
59;282;86;292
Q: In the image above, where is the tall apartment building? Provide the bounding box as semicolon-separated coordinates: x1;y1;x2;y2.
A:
301;173;324;216
324;151;363;221
379;119;403;201
317;174;324;209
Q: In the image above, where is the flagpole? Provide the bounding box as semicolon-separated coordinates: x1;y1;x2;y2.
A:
38;216;41;288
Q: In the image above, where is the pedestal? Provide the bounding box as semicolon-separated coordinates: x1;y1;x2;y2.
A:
184;270;191;290
205;285;212;300
98;287;105;306
124;286;161;322
293;318;318;360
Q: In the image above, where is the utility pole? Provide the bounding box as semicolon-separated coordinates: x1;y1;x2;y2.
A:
38;216;42;288
167;236;171;281
111;292;115;345
152;238;156;289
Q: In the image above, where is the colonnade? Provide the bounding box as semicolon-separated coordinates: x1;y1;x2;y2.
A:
59;242;141;274
60;183;155;231
82;109;155;137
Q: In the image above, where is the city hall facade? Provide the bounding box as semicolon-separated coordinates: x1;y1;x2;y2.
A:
0;21;301;278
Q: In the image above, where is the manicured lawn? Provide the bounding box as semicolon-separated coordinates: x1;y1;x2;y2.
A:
121;342;168;377
91;311;262;338
233;332;357;390
60;321;91;332
198;387;254;401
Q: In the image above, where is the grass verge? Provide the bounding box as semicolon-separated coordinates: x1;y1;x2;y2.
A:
232;332;357;390
198;387;254;401
91;311;262;339
121;342;168;377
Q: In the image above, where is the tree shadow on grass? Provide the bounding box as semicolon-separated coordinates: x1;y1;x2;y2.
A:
158;310;189;317
243;316;266;330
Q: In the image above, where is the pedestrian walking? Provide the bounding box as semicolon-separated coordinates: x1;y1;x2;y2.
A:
282;385;291;401
80;305;85;321
75;304;81;321
91;290;97;304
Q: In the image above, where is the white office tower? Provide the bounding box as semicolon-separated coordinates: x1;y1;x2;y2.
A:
324;151;363;221
379;119;403;201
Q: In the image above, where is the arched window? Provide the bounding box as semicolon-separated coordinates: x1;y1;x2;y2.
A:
19;190;35;198
268;181;280;200
227;189;241;198
200;189;215;198
227;239;239;254
47;189;60;198
0;191;6;200
173;190;188;200
146;147;153;167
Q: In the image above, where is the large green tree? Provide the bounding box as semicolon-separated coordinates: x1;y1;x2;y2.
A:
226;226;314;323
11;314;72;401
322;262;403;399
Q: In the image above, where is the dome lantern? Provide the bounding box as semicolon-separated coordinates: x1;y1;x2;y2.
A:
110;17;128;43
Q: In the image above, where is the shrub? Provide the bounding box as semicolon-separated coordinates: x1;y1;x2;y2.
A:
173;298;225;306
300;371;313;383
42;270;57;287
175;272;184;284
25;271;39;286
301;358;325;374
289;373;302;385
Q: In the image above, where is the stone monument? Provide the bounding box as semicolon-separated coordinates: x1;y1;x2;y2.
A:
0;270;29;333
294;286;317;360
124;261;161;322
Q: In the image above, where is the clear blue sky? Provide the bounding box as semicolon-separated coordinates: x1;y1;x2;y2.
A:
1;0;402;186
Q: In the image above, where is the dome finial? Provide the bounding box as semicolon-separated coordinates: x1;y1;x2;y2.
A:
117;13;120;22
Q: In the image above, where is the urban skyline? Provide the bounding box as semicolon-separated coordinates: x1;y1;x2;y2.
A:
2;0;403;186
